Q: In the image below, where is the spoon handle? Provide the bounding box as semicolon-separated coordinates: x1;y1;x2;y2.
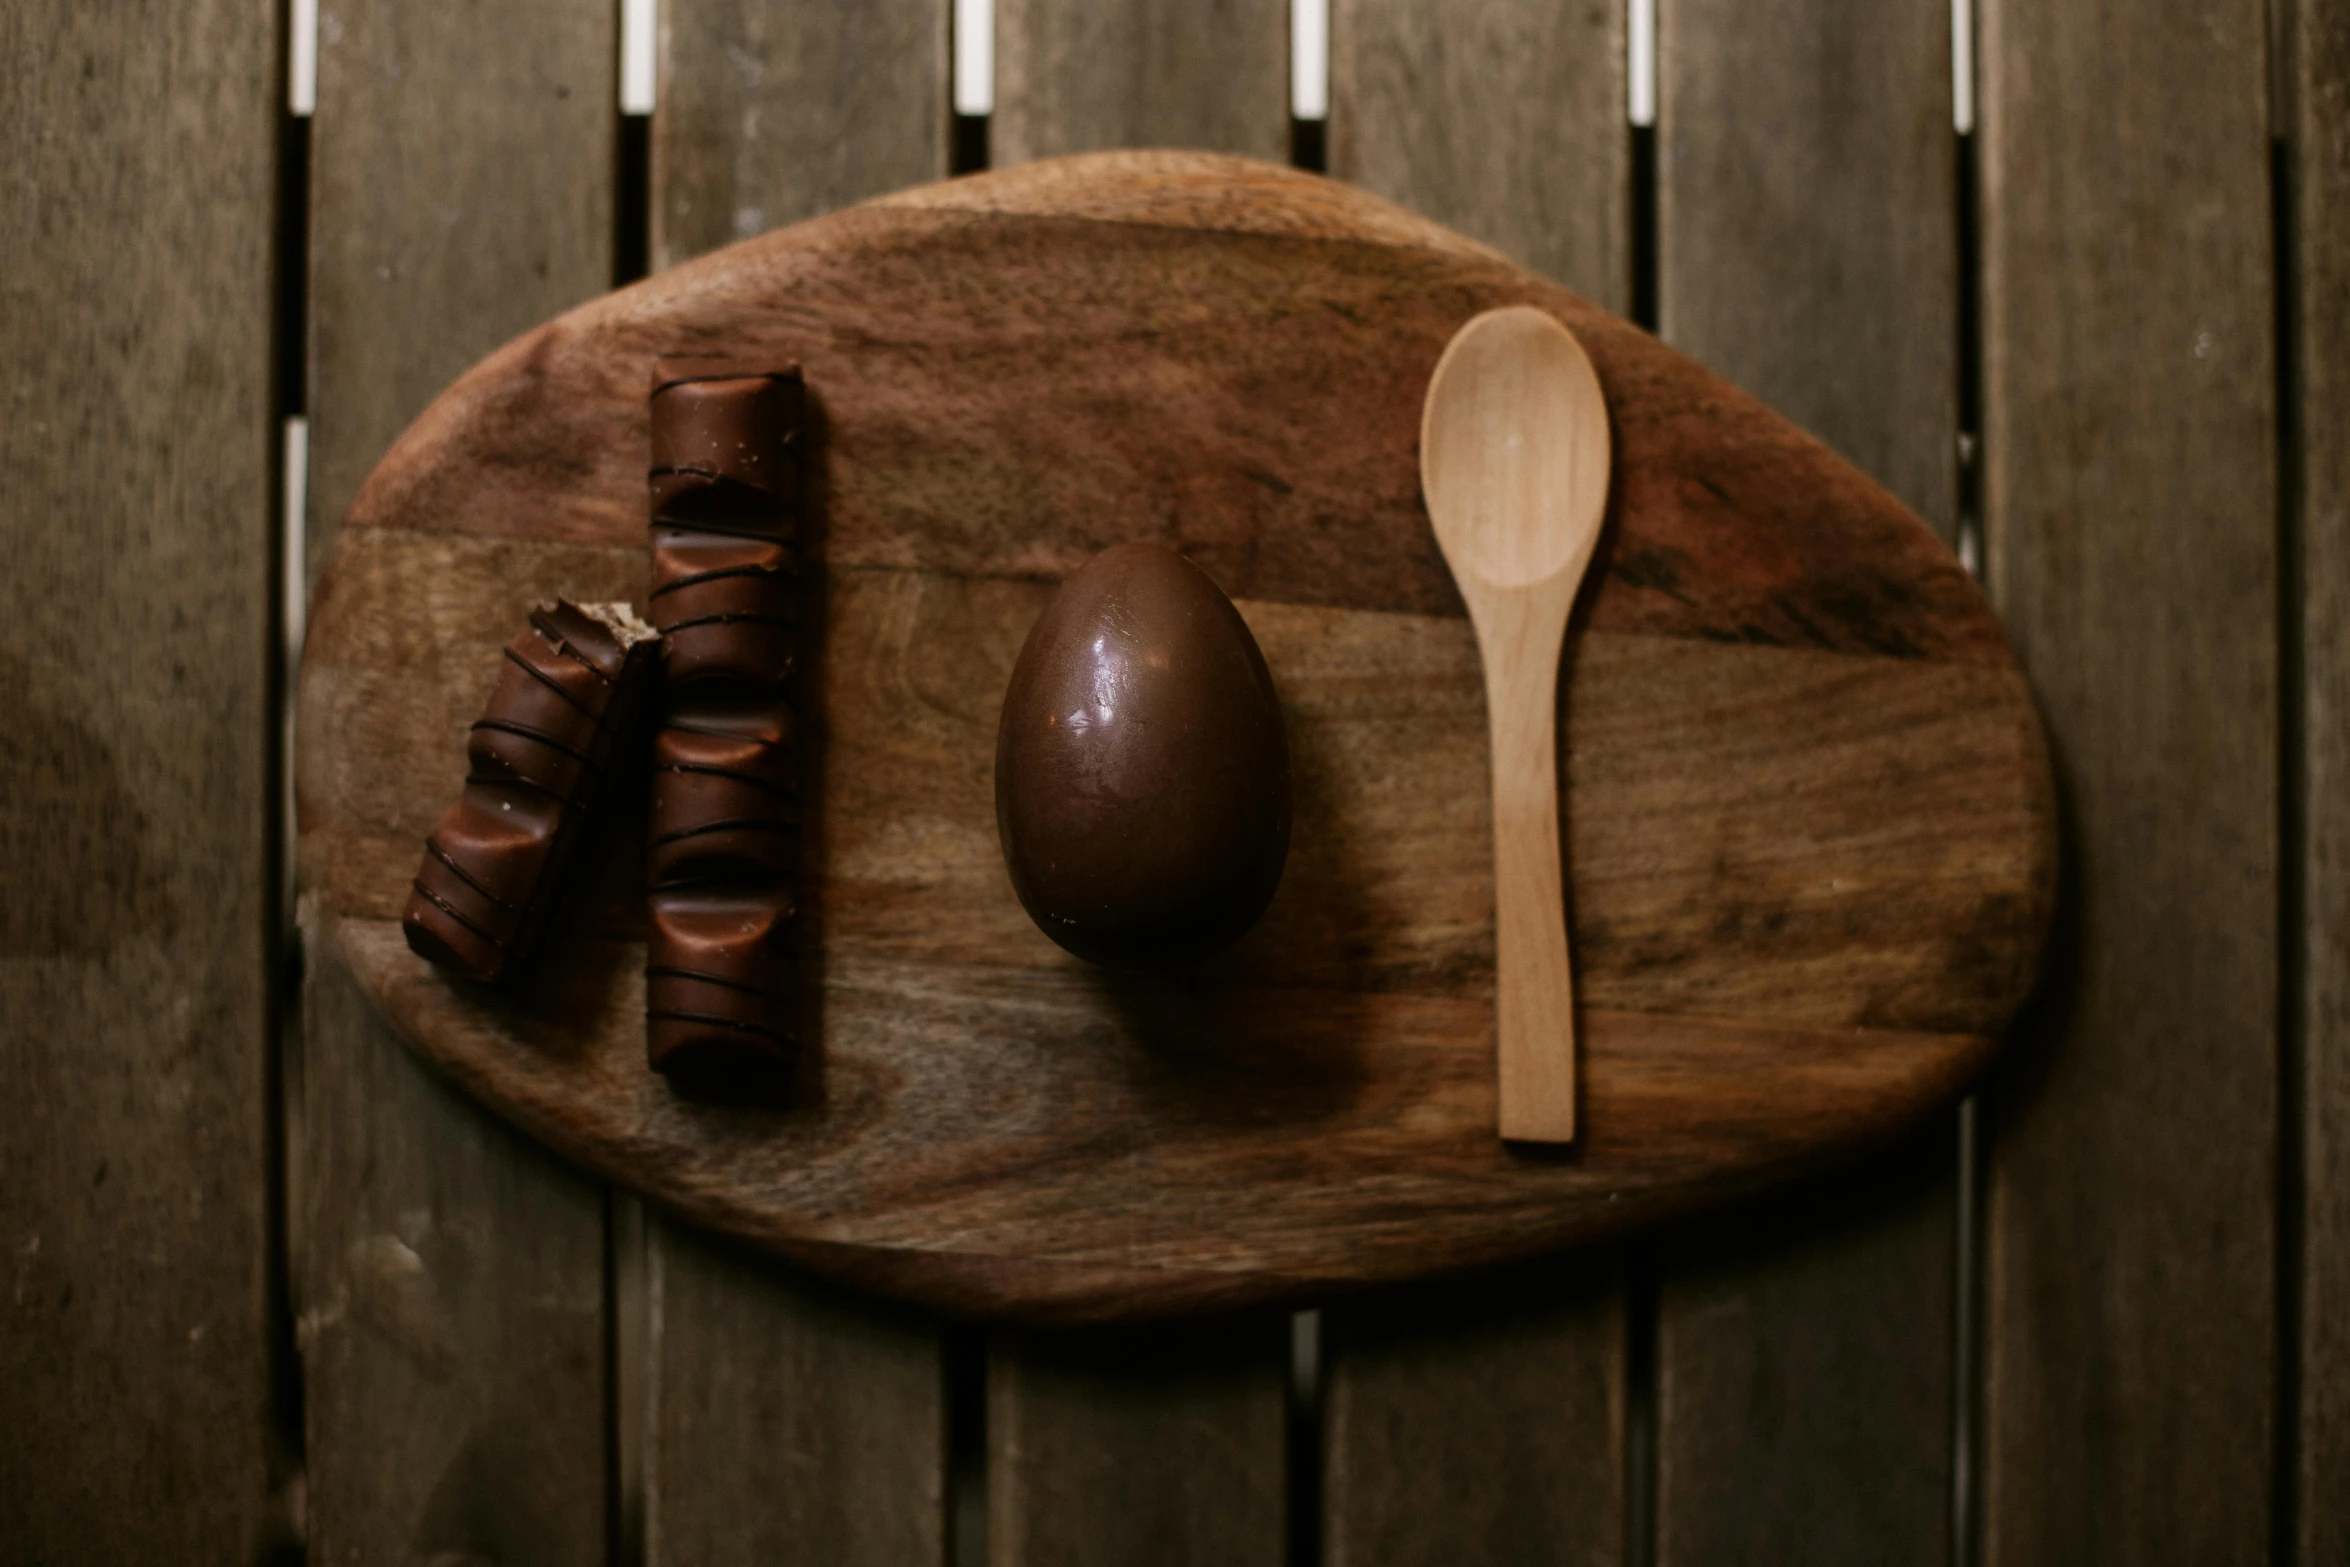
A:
1476;590;1578;1143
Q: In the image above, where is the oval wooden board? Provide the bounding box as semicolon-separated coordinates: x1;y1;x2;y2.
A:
298;151;2055;1324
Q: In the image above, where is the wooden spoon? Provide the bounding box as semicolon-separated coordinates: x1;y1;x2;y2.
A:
1420;306;1613;1143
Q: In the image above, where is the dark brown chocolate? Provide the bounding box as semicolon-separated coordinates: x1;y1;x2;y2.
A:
645;359;805;1086
648;359;803;530
995;542;1292;968
404;599;658;982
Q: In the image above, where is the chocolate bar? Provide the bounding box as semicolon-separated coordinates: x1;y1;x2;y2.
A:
403;599;658;982
645;359;805;1087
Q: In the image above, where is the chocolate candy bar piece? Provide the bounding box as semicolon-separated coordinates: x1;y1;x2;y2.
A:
648;357;803;528
644;890;797;1088
404;599;658;982
646;360;804;1086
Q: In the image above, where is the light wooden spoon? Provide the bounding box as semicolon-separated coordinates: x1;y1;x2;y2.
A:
1420;306;1613;1143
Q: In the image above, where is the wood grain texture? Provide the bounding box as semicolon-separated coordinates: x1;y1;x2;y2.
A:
1324;1260;1625;1566
988;1322;1288;1565
2296;2;2350;1559
297;153;2055;1322
1978;1;2279;1561
1652;3;1960;1559
299;933;610;1567
651;0;947;270
644;1225;946;1564
0;0;280;1553
1330;0;1629;308
641;16;953;1563
1659;0;1958;533
301;0;617;1556
993;0;1289;165
1655;1136;1955;1565
308;0;615;580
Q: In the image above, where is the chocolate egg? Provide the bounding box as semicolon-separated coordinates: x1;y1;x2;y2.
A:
995;542;1292;967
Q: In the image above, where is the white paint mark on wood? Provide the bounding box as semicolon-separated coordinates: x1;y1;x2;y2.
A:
1951;0;1975;133
955;0;993;115
1630;0;1657;127
289;0;317;115
622;0;657;115
283;418;307;666
1293;0;1328;121
282;416;306;936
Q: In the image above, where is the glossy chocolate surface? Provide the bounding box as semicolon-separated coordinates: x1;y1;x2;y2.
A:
645;359;804;1087
403;599;657;982
647;359;803;528
995;542;1291;967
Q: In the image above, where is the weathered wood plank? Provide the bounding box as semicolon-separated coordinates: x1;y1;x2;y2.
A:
308;0;616;576
0;0;280;1552
1322;9;1632;1555
1658;0;1958;537
302;0;617;1557
644;1226;946;1565
1655;1139;1955;1565
651;0;947;270
989;1322;1289;1566
1324;1261;1625;1566
992;0;1288;165
1330;0;1628;305
2295;2;2350;1560
1978;0;2279;1559
1652;3;1960;1559
300;936;610;1567
639;11;953;1562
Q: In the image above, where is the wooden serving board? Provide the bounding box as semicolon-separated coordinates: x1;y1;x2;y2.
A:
297;151;2055;1324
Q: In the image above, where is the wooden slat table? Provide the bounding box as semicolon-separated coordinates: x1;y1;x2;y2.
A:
1978;4;2280;1559
1649;3;1963;1561
2295;8;2350;1562
2;0;2324;1562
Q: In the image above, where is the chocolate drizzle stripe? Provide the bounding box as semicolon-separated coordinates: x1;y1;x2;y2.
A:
648;563;797;599
462;768;570;802
663;718;790;742
644;1008;795;1044
654;759;796;797
471;717;598;767
649;816;798;848
525;612;621;686
649;455;802;488
646;965;784;999
425;836;519;909
410;877;506;947
502;647;604;720
658;611;797;634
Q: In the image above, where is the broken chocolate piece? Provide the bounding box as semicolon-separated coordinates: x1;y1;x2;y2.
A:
403;599;658;982
645;359;805;1087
